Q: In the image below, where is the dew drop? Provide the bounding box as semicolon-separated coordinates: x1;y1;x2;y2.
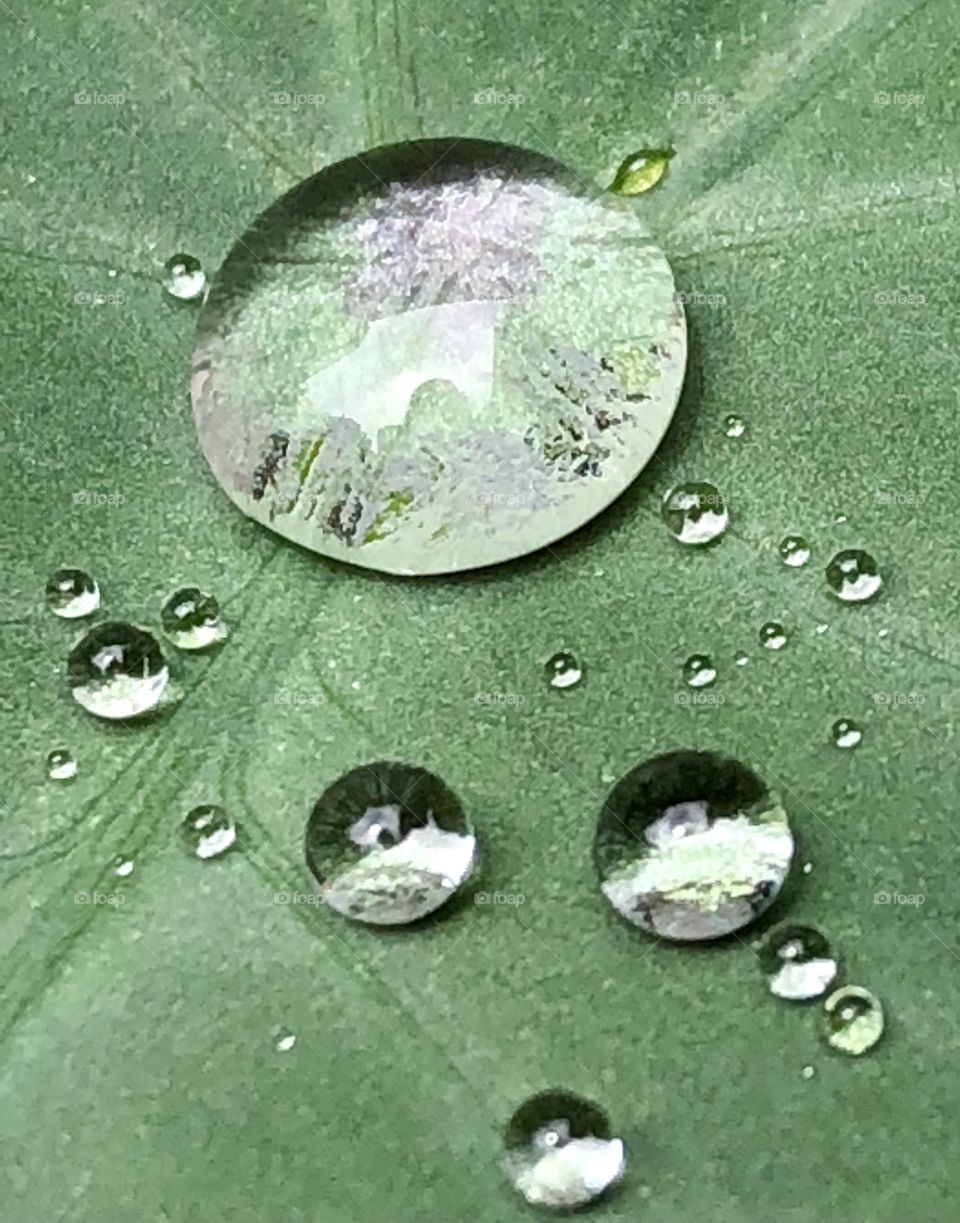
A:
759;923;838;1000
274;1029;297;1052
760;622;787;650
595;750;794;940
820;985;884;1055
503;1090;626;1210
801;1065;816;1080
113;855;135;878
834;513;847;525
683;654;716;688
609;147;675;196
815;623;828;635
182;804;237;860
163;252;206;301
831;719;862;749
826;549;882;603
160;586;227;651
724;414;745;438
778;535;810;567
734;653;749;667
546;651;583;690
67;623;169;720
304;762;477;925
802;861;813;875
45;568;100;619
661;481;727;545
47;748;77;780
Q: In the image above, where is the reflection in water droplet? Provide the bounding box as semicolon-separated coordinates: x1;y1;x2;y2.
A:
801;1065;816;1080
802;861;813;875
815;623;828;635
161;587;227;651
305;762;477;925
46;569;100;619
609;147;675;196
546;652;583;690
661;481;727;545
274;1030;297;1052
67;623;169;720
759;924;838;1000
595;750;793;940
760;622;787;650
724;414;745;438
683;654;716;688
164;253;206;301
826;549;882;603
831;719;862;749
821;985;884;1055
734;654;749;667
503;1090;626;1210
182;805;237;860
47;748;77;780
191;140;686;575
113;856;135;878
779;535;810;567
834;513;847;525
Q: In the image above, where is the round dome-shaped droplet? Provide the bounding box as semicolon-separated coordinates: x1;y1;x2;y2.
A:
724;414;745;438
778;535;810;567
161;587;227;651
594;750;793;940
191;139;686;575
759;923;838;1000
304;761;477;925
683;654;716;688
45;568;100;618
831;718;862;749
760;621;787;650
46;748;77;780
661;481;727;545
66;623;169;720
164;253;206;301
545;651;583;690
503;1090;626;1211
820;985;884;1055
182;804;237;860
825;549;882;603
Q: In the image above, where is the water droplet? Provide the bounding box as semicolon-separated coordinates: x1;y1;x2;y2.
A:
778;535;810;567
815;623;828;635
503;1090;626;1210
113;855;135;878
546;651;583;690
834;513;847;525
820;985;884;1056
274;1029;297;1052
46;748;77;780
831;719;862;749
609;147;675;196
759;924;838;1000
826;549;882;603
67;623;169;720
802;861;813;875
734;653;749;667
683;654;716;688
305;762;477;925
595;750;794;940
45;568;100;619
878;628;890;639
760;622;787;650
724;414;745;438
801;1065;816;1080
182;805;237;860
661;481;727;545
163;252;206;301
192;139;686;575
160;587;227;651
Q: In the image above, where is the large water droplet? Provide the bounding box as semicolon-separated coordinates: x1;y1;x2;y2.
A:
826;549;882;603
164;253;206;301
820;985;884;1055
759;924;838;1000
161;587;227;651
724;414;745;438
661;481;727;545
760;622;787;650
191;139;686;575
304;762;477;925
779;535;810;567
47;748;77;780
683;654;716;688
546;651;583;690
503;1090;626;1210
66;623;169;720
609;147;675;196
182;804;237;860
46;568;100;619
594;750;794;940
831;718;862;749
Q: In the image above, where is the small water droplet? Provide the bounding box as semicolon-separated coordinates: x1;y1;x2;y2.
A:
609;147;675;196
820;985;884;1056
113;855;135;878
878;628;890;639
160;587;227;651
305;762;477;925
734;653;749;667
683;654;717;688
802;861;813;875
503;1090;626;1210
834;513;848;525
182;804;237;860
546;652;583;690
801;1065;816;1080
46;568;100;619
760;622;787;650
163;252;206;301
759;924;838;1000
815;623;828;635
67;623;169;720
826;549;882;603
778;535;810;567
831;719;862;749
274;1029;297;1052
47;748;77;780
724;414;745;438
661;481;727;545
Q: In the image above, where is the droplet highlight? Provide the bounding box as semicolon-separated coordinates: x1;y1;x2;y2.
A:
67;623;169;720
820;985;884;1056
759;923;838;1000
831;719;862;749
724;414;745;438
661;481;727;545
826;549;882;603
546;651;583;690
47;748;77;780
609;147;675;196
778;535;810;567
164;252;206;301
182;805;237;860
760;622;787;650
161;587;227;651
683;654;716;688
46;568;100;619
